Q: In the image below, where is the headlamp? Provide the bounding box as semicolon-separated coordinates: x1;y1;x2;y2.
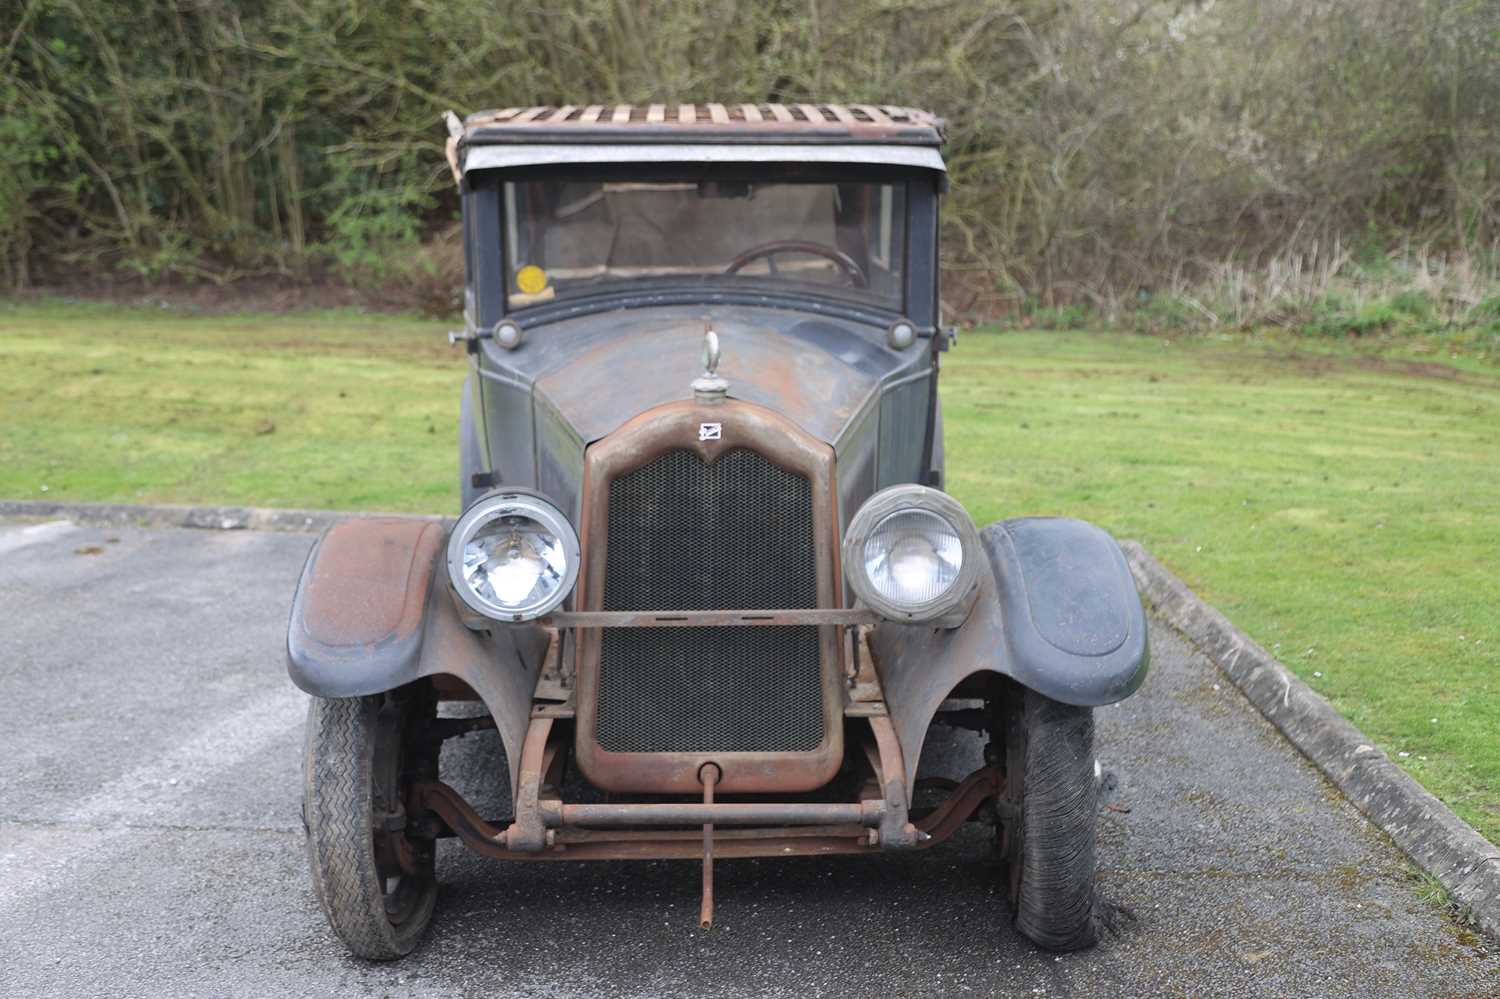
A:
842;485;981;624
447;490;579;622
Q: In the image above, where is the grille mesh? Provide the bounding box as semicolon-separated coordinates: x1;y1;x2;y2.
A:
597;448;824;754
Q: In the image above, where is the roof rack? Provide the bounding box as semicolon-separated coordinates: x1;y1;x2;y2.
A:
444;103;947;182
460;103;944;146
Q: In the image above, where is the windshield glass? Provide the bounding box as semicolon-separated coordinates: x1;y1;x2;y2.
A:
503;179;906;311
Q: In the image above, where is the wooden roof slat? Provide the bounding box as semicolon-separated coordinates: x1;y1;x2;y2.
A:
457;101;944;149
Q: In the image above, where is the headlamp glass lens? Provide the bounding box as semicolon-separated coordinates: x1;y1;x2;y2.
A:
863;509;963;607
462;514;566;610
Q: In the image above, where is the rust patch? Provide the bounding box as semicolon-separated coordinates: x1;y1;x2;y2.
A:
571;399;844;796
544;608;877;628
531;320;881;446
461;103;944;144
303;518;443;647
412;762;999;863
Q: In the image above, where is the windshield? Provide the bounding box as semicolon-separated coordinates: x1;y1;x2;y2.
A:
503;179;906;311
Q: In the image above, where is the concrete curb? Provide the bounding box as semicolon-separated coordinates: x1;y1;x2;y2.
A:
0;499;445;534
1122;540;1500;941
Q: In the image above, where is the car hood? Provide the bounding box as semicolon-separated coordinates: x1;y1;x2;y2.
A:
506;306;918;446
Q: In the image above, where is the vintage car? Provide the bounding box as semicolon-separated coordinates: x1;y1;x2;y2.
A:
288;103;1148;960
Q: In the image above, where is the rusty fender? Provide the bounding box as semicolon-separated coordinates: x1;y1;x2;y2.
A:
286;518;548;792
870;517;1149;801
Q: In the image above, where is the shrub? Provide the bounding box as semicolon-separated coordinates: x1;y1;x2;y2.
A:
1131;296;1208;334
320;185;428;289
1471;298;1500;323
0;0;1495;311
1389;290;1434;319
1025;302;1092;331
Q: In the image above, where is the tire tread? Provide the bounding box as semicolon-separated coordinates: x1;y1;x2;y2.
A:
303;695;434;960
1013;689;1100;951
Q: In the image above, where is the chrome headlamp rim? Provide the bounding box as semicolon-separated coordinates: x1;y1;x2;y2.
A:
446;488;580;622
842;484;982;623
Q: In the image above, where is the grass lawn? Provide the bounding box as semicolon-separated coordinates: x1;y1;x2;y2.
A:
0;303;459;512
3;301;1497;843
943;329;1500;846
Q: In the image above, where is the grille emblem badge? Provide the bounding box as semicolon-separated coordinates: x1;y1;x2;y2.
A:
699;422;722;441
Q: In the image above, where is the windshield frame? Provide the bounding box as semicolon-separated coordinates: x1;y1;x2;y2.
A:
465;162;941;332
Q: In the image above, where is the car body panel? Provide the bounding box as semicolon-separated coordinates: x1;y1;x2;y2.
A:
286;518;443;692
287;518;548;793
474;304;933;524
530;311;893;445
870;517;1150;800
463;142;946;173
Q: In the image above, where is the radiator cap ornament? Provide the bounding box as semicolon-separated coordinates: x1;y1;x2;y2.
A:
692;328;729;404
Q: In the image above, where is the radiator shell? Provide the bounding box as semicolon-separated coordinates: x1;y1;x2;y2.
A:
573;400;845;794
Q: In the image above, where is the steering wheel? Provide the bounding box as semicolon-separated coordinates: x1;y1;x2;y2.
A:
724;240;868;288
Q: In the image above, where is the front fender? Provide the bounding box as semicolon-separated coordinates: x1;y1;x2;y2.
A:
287;518;445;696
287;517;548;794
870;517;1149;800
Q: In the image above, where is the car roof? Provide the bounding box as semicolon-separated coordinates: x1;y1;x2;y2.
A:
460;103;945;146
446;103;948;180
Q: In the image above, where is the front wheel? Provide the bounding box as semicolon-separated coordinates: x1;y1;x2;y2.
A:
303;690;437;960
993;686;1100;950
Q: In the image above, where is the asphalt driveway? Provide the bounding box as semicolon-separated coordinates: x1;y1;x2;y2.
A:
0;517;1494;998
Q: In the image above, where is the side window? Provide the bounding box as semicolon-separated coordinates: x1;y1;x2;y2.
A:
461;185;476;327
834;183;906;306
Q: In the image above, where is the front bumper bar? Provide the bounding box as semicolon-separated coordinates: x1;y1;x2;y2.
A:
540;607;881;628
559;800;886;828
411;764;1001;862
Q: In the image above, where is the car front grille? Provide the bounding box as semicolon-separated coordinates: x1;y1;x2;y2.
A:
596;447;825;754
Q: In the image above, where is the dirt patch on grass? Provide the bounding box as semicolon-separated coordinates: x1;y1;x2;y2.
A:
1266;348;1500;386
1350;354;1500;385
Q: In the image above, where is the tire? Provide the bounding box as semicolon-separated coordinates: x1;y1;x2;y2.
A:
994;686;1100;951
303;692;437;960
